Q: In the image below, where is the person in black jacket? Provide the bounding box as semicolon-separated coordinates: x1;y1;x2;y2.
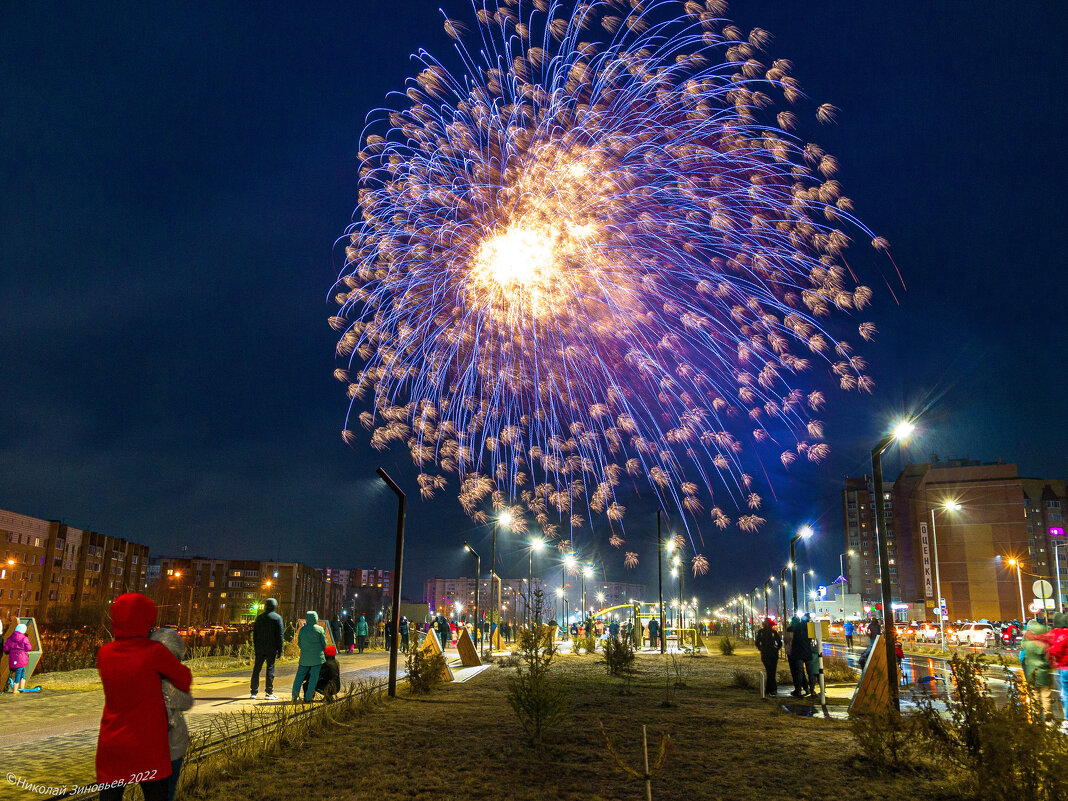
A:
251;598;284;699
789;616;814;697
755;618;783;696
342;616;355;654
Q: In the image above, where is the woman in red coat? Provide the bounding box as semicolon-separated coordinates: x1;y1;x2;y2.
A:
95;593;192;801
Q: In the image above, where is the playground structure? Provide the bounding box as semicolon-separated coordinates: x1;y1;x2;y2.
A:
582;602;702;652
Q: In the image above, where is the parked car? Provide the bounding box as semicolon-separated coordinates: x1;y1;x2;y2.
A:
916;622;940;642
950;622;995;647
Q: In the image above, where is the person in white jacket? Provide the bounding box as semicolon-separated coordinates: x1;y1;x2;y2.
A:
150;628;194;801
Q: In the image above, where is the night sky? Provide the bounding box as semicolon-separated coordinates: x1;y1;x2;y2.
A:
3;2;1066;605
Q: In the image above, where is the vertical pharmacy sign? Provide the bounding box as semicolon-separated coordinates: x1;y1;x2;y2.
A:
919;521;934;598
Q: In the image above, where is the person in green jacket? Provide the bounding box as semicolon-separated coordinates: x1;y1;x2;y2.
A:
292;611;326;703
355;614;369;654
1022;617;1053;718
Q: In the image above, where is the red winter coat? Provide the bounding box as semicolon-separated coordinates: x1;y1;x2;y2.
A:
1043;628;1068;671
95;593;192;784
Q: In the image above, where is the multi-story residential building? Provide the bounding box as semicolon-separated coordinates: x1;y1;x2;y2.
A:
844;459;1057;623
354;568;393;595
156;557;345;625
1021;479;1068;608
0;508;149;622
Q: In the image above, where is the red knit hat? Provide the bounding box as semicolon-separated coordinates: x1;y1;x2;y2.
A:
324;645;337;657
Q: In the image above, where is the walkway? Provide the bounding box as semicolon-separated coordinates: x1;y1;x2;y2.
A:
0;652;394;799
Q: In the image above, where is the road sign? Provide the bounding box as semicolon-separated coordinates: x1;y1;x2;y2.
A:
1031;599;1056;612
939;598;948;619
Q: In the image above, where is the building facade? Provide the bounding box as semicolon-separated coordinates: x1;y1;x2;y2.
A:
155;557;345;626
843;459;1059;623
0;508;149;622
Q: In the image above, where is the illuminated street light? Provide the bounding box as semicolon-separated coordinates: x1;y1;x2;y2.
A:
872;417;916;713
789;526;814;614
929;501;962;651
463;541;482;653
1006;557;1026;622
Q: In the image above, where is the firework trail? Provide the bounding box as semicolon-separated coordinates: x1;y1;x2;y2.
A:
331;0;889;574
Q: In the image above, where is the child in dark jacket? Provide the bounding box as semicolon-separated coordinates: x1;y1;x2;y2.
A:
150;628;194;801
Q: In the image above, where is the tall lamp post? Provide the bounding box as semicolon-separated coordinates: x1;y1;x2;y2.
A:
930;502;961;651
871;418;915;713
801;570;814;615
790;526;814;614
656;509;668;654
376;467;406;699
463;542;481;653
527;538;545;628
764;577;773;619
780;566;789;621
490;512;512;641
1006;558;1027;622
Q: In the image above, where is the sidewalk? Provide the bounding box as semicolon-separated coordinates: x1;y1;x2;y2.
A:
0;652;395;799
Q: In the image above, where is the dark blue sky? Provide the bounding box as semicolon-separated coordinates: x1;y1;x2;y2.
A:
2;2;1065;604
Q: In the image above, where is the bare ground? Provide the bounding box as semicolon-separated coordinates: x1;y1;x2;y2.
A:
184;646;958;801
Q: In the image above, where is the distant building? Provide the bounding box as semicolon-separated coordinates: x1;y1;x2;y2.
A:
422;576;647;625
843;458;1062;623
0;508;149;622
156;556;345;626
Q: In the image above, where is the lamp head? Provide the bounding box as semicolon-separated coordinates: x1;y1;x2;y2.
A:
555;588;564;598
945;501;962;511
1008;558;1017;566
891;419;916;441
564;553;577;569
530;538;545;552
583;565;594;577
799;525;814;540
499;511;513;527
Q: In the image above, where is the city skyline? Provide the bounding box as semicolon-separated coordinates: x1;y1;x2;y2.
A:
2;2;1066;601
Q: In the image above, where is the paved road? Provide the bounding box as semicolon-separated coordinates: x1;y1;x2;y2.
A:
0;652;397;799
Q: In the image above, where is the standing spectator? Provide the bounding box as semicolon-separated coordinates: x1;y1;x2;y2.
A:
783;619;796;693
609;619;620;641
95;593;192;801
755;618;783;696
843;620;855;650
292;611;326;704
1023;616;1054;718
867;616;882;644
647;617;660;650
331;617;342;648
435;614;450;650
355;614;369;654
3;622;32;694
149;628;193;801
1037;613;1068;718
251;598;283;700
400;616;410;651
789;616;814;697
343;616;355;654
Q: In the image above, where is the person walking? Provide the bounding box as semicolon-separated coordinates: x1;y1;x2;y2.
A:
356;614;369;654
1022;616;1054;719
755;618;783;696
3;622;32;694
149;628;194;801
844;619;855;650
647;617;660;650
1036;612;1068;720
866;616;881;644
251;598;283;700
292;611;326;704
95;593;192;801
343;615;355;654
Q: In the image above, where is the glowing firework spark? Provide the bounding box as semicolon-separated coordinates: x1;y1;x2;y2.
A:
332;0;890;570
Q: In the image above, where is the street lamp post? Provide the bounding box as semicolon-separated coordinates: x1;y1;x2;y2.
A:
801;570;814;615
490;512;512;643
790;526;814;614
463;543;481;653
657;509;667;654
780;566;789;621
871;418;915;713
930;502;961;651
1007;559;1026;622
528;538;545;629
376;467;406;699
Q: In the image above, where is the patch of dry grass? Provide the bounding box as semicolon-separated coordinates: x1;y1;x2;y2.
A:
186;647;959;801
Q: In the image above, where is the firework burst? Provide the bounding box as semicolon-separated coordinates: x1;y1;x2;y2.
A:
332;0;889;566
